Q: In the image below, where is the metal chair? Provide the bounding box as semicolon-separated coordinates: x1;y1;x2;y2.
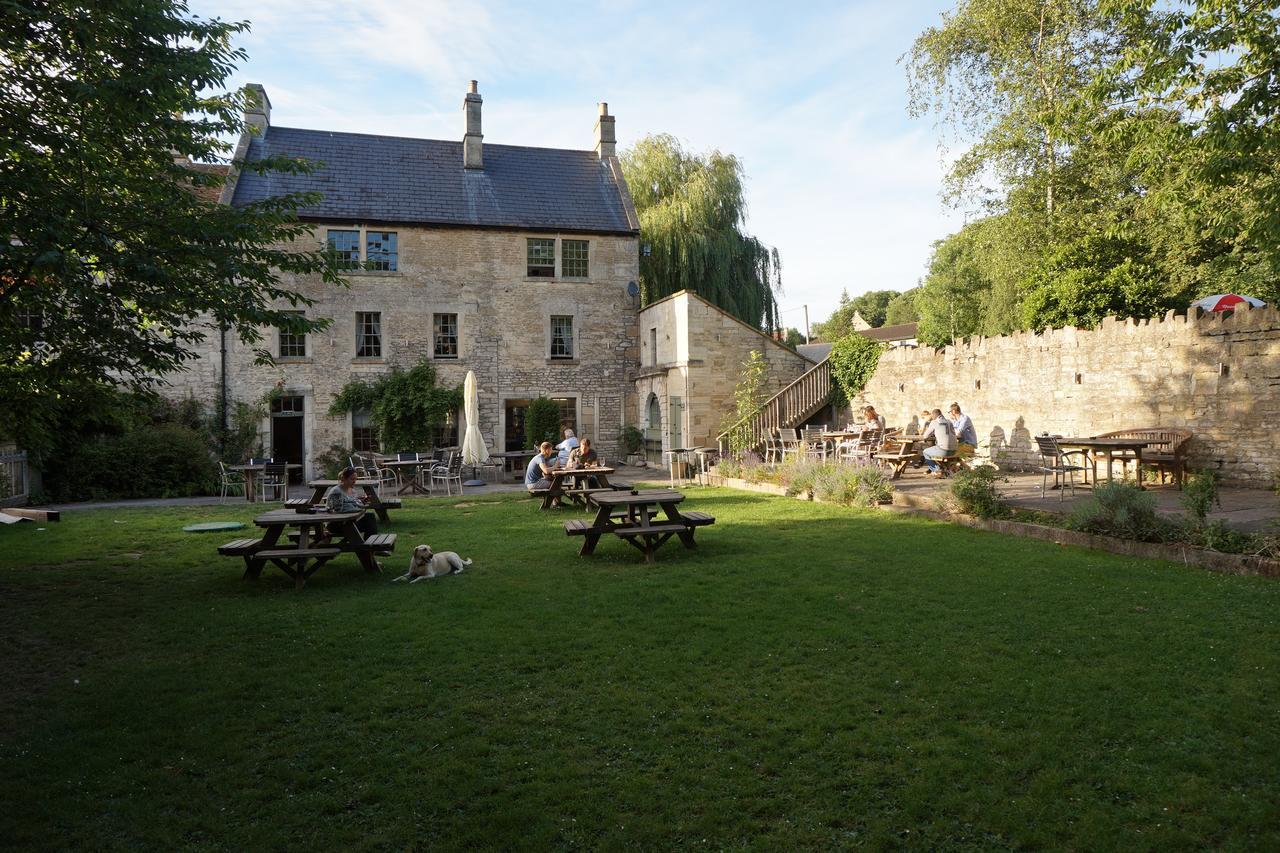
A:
431;451;464;496
802;426;828;461
218;462;245;503
1034;435;1089;501
368;457;400;499
259;462;289;502
777;428;801;462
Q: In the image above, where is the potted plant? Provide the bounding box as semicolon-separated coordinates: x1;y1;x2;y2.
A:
619;425;645;467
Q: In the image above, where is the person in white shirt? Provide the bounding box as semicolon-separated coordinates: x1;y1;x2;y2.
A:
948;403;978;457
922;408;957;476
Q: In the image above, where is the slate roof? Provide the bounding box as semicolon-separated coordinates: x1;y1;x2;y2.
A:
797;343;833;362
859;322;918;342
230;126;637;234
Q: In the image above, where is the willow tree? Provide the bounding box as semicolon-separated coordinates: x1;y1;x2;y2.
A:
621;134;781;331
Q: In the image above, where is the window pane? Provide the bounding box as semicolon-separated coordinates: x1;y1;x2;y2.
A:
352;409;380;452
431;410;457;448
365;231;398;271
551;397;577;434
327;230;360;270
527;238;555;277
433;313;458;358
562;239;589;278
550;315;574;359
278;312;306;358
356;311;382;358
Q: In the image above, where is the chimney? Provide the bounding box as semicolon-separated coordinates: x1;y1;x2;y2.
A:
463;80;483;169
243;83;271;134
594;102;616;159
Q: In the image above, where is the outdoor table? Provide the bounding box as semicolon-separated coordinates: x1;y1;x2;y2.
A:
1056;437;1153;487
226;463;302;502
380;458;433;495
247;508;379;589
874;434;926;480
538;466;616;509
577;489;699;563
307;479;396;522
491;450;535;481
666;447;698;487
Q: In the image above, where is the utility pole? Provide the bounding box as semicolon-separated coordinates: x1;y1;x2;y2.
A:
803;305;810;344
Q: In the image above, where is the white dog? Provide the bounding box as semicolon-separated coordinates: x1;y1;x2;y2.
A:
393;545;472;583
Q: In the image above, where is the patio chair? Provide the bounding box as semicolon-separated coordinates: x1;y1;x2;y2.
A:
777;428;801;462
802;426;828;461
259;462;289;503
1034;435;1089;501
367;457;400;498
248;456;273;467
431;451;464;496
761;433;781;465
218;462;245;503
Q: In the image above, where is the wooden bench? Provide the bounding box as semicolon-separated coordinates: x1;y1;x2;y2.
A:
680;511;716;527
379;498;403;510
252;547;342;590
608;482;634;491
1096;428;1192;488
217;537;264;556
564;519;592;536
285;498;313;512
364;533;397;553
565;486;616;507
874;451;920;480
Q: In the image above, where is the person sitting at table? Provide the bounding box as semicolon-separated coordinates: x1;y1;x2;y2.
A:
321;467;378;539
525;441;562;506
555;427;580;467
948;402;978;457
921;408;958;476
863;405;886;431
568;437;601;487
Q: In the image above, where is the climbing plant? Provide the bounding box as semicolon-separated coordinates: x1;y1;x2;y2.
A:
329;360;461;451
828;333;884;405
719;349;770;455
524;397;562;449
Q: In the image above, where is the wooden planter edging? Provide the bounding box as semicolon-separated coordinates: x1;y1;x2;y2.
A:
706;473;1280;578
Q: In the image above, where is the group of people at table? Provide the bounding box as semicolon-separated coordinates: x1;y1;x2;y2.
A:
856;402;978;478
525;428;604;508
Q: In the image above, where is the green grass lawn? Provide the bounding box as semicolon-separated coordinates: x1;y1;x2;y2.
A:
2;487;1278;849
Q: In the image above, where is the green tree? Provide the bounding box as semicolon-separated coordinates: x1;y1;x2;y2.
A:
621;134;782;331
524;398;563;450
884;289;920;325
782;328;806;348
0;0;343;454
1020;233;1171;330
814;289;901;337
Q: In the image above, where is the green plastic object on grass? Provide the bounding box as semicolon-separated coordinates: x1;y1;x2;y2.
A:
182;522;246;533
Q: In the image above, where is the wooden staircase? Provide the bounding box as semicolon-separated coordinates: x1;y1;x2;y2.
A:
716;358;833;453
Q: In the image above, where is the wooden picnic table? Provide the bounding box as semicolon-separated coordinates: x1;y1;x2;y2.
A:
216;508;397;590
565;489;716;563
307;479;399;522
1056;437;1153;487
226;463;302;502
874;434;926;479
379;458;435;495
536;466;616;509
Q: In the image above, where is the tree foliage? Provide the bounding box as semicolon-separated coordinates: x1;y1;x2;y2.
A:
720;349;770;454
329;361;461;452
621;134;782;331
884;290;920;325
828;333;884;405
0;0;343;450
524;398;563;450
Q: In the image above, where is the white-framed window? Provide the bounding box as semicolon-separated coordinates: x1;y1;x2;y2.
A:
562;239;589;278
433;313;459;359
527;238;555;277
352;409;379;452
278;311;306;359
327;227;398;271
356;311;381;358
550;315;574;360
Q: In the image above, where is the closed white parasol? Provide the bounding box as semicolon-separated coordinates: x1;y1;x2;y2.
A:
461;370;490;469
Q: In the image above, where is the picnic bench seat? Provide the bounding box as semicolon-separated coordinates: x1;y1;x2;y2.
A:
615;523;689;539
285;498;312;512
1095;427;1192;487
680;511;716;527
364;533;397;553
564;519;591;536
217;537;264;556
379;498;402;510
874;450;920;480
256;547;341;561
608;482;634;491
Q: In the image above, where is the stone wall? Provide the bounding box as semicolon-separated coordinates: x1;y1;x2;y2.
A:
856;306;1280;486
163;224;639;477
635;291;813;451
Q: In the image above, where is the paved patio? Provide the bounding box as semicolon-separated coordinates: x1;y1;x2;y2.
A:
892;468;1280;532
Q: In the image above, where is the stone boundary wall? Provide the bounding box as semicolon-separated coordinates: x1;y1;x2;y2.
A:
856;306;1280;486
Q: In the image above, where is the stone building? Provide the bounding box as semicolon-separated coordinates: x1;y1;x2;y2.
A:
635;291;813;459
166;82;641;479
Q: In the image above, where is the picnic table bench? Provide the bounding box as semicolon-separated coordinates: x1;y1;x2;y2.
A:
564;489;715;563
217;508;396;590
531;466;616;509
307;479;399;522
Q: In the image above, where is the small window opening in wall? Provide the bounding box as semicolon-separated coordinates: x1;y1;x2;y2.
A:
974;379;981;390
1074;373;1082;384
1219;362;1229;377
898;383;905;393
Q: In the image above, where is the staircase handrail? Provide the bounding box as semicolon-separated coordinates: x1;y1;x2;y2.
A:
716;357;832;454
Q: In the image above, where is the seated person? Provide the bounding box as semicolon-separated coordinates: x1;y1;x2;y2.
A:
863;405;886;431
948;402;978;457
922;408;958;476
555;428;580;467
568;437;601;487
322;467;378;539
525;442;561;506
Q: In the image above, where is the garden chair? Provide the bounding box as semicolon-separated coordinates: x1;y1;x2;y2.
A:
259;462;289;503
1034;435;1089;501
218;462;245;503
367;457;400;498
431;450;464;496
777;428;801;462
802;426;828;461
761;433;781;465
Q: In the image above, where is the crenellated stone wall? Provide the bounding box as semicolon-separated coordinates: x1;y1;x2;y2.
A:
856;306;1280;486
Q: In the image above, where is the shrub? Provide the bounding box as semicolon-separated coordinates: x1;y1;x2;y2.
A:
43;423;218;502
1181;470;1220;523
813;462;894;507
1190;520;1256;555
330;360;462;451
314;444;358;479
1067;481;1177;542
945;466;1009;519
828;332;884;405
524;397;563;449
619;425;644;455
775;458;821;497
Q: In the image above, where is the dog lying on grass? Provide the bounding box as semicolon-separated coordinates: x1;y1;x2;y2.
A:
393;545;472;583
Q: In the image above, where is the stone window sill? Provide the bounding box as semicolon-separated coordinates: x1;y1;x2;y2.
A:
433;355;460;362
352;357;386;364
341;269;403;277
276;357;311;364
524;277;593;284
546;358;579;366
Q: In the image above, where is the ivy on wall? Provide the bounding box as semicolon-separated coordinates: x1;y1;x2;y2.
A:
828;333;884;405
329;359;462;451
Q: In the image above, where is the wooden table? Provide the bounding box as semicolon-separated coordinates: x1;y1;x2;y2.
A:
307;479;398;522
537;466;616;509
226;463;302;502
874;434;926;479
247;508;379;590
491;450;535;481
380;459;434;495
1057;437;1153;487
569;489;714;563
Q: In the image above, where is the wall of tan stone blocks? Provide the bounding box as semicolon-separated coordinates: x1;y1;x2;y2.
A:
856;307;1280;486
164;224;639;477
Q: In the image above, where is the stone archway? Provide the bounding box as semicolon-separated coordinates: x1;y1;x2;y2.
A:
644;393;663;465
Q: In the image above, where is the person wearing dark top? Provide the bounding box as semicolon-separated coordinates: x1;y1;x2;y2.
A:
321;467;377;539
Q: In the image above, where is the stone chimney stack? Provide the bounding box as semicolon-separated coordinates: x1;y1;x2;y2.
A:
594;102;616;159
244;83;271;134
463;80;483;169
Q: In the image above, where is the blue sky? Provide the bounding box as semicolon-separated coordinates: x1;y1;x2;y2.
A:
194;0;964;327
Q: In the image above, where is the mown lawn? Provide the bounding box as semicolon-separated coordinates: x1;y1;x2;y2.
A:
1;487;1278;849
